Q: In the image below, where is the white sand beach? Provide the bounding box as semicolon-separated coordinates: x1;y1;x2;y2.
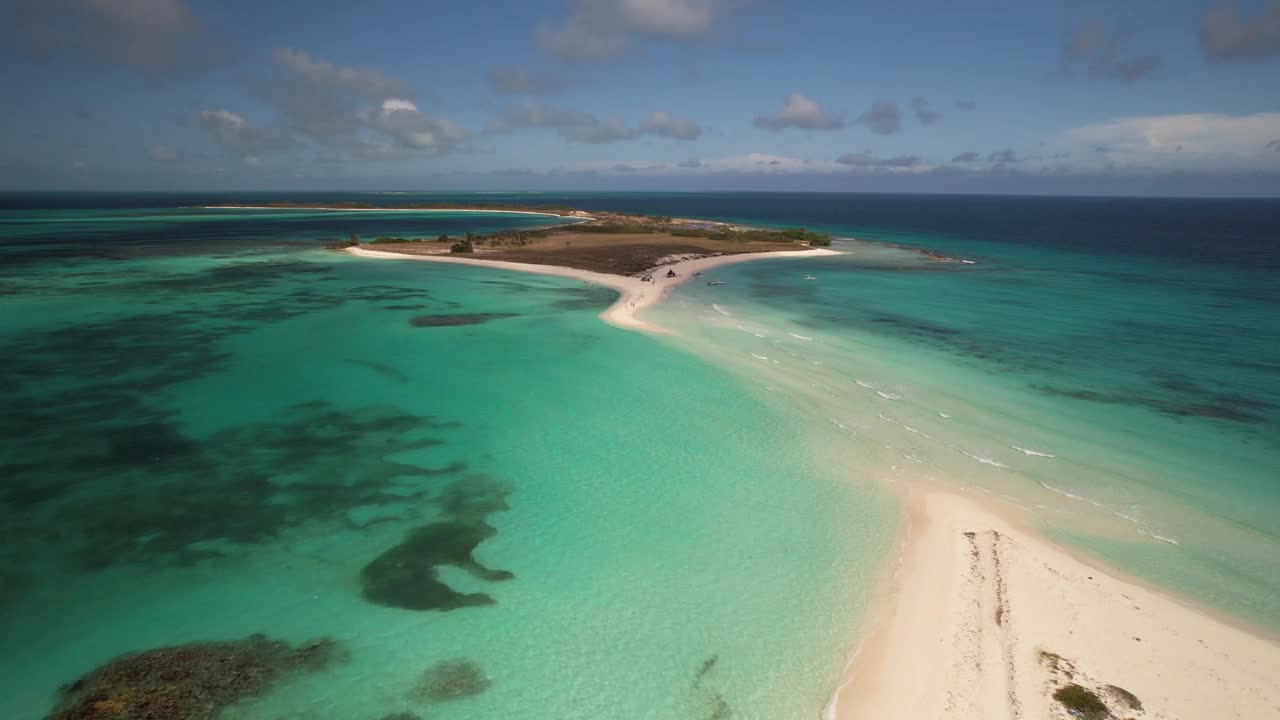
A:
831;486;1280;720
346;245;839;333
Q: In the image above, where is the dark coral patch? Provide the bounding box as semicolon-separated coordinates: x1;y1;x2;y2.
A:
409;659;492;703
408;313;518;327
361;476;512;611
361;521;513;610
45;635;338;720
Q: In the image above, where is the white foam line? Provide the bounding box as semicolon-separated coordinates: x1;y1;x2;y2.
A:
750;353;769;361
712;303;734;316
957;448;1011;469
788;332;812;340
1039;482;1176;544
937;412;951;418
1139;529;1181;545
1011;445;1056;458
856;380;876;390
876;413;932;439
876;391;903;401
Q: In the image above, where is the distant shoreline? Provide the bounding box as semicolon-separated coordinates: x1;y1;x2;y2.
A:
200;205;578;218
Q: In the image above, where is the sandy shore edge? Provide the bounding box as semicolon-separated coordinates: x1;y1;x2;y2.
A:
831;484;1280;720
345;246;840;333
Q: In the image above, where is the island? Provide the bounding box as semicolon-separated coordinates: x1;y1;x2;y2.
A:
310;205;841;332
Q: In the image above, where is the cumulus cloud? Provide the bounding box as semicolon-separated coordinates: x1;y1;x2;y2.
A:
188;109;294;162
835;151;919;168
951;151;981;163
1063;19;1162;82
955;100;977;111
754;93;846;132
639;111;703;140
1055;112;1280;172
537;0;746;60
214;48;471;162
267;47;415;140
486;65;567;95
490;103;637;143
856;101;902;135
1199;0;1280;62
146;145;178;162
361;99;468;153
490;104;701;143
911;97;940;126
3;0;207;72
988;148;1018;165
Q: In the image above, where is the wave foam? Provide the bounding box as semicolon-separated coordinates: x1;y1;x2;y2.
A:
957;448;1011;469
712;303;733;316
788;332;812;341
1010;445;1056;458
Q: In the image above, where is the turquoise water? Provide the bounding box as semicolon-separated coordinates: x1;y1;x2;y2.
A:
652;223;1280;630
0;203;892;719
4;191;1279;719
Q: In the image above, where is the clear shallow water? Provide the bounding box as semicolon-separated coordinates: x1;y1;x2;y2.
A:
645;196;1280;629
0;201;891;719
3;191;1278;719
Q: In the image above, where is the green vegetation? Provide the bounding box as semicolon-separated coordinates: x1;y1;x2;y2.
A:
476;231;536;247
781;228;833;246
1053;684;1109;719
239;200;578;215
572;223;661;234
450;236;474;253
325;235;360;250
1106;685;1142;711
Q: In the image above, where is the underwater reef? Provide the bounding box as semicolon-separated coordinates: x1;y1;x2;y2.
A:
408;659;491;703
45;634;338;720
361;475;513;611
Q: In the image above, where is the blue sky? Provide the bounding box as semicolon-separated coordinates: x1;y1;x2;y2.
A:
3;0;1280;195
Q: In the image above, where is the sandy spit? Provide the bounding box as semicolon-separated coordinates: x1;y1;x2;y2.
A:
830;486;1280;720
345;245;839;333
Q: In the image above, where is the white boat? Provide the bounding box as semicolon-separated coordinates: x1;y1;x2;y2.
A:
802;275;816;280
707;280;725;285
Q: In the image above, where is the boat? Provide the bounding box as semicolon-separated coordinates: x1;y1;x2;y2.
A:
708;280;725;286
802;276;816;281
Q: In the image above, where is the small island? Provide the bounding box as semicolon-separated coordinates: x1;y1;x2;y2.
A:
305;205;833;276
225;203;843;333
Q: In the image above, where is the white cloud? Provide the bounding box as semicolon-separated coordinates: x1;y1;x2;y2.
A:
274;47;411;101
754;93;846;132
537;0;746;60
361;98;467;153
1058;112;1280;171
